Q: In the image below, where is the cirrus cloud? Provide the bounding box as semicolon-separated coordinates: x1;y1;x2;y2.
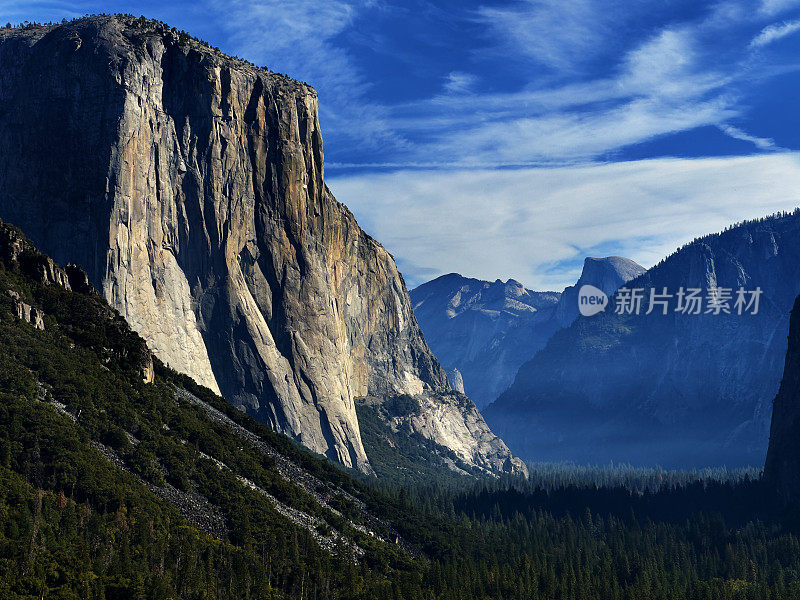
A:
749;19;800;47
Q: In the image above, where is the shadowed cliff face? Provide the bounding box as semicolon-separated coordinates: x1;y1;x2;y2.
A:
0;16;523;475
764;296;800;500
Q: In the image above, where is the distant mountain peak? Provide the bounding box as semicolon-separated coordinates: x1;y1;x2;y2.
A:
577;256;646;293
555;256;646;326
411;273;562;408
410;258;641;410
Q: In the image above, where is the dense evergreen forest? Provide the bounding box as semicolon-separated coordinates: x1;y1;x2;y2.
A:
2;218;800;599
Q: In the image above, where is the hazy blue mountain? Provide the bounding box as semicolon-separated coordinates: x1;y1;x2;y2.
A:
411;256;644;408
410;275;559;408
485;210;800;468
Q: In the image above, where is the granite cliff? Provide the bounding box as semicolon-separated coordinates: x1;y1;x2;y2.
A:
0;16;524;475
410;257;643;409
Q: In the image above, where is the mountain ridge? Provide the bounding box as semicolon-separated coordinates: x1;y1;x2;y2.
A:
485;209;800;468
411;256;644;408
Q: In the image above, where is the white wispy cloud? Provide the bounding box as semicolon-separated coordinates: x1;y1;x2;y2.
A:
620;29;702;97
443;71;477;95
362;3;800;169
410;96;734;166
718;124;783;150
329;154;800;289
475;0;634;73
759;0;800;16
382;26;735;167
750;19;800;47
0;0;89;23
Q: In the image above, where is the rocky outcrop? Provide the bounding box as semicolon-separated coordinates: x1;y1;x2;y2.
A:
764;295;800;500
0;16;523;475
447;368;465;394
411;258;643;408
9;290;44;330
408;392;526;474
1;222;93;332
485;212;800;468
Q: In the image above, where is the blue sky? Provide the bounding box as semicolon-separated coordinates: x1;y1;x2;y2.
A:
5;1;800;289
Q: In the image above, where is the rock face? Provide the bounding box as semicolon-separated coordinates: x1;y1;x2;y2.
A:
485;212;800;468
447;368;465;394
764;295;800;500
12;295;45;330
411;258;643;409
0;16;524;475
